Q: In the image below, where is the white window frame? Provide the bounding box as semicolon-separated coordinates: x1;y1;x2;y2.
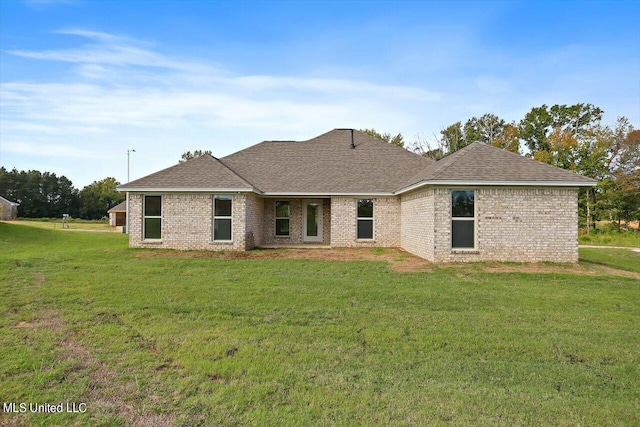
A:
274;200;290;237
451;189;477;250
213;195;233;242
143;195;162;241
356;198;374;240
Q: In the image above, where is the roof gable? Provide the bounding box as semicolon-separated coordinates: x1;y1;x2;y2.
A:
108;201;127;212
400;142;596;190
118;154;253;191
0;195;19;205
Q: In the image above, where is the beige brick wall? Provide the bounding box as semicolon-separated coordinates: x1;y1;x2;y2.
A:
127;188;579;263
244;193;264;249
400;187;579;263
330;196;400;247
400;189;435;260
262;199;331;245
128;193;249;250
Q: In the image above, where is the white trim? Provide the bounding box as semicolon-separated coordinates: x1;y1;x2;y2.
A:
125;192;130;235
451;189;477;250
274;200;290;237
143;194;162;241
303;199;323;243
396;179;597;194
213;195;233;242
356;198;374;240
117;187;255;193
261;191;394;197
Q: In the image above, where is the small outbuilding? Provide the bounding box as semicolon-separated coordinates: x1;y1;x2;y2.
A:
0;196;19;220
108;201;127;226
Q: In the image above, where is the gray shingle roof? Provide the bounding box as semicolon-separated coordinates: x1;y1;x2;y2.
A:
119;154;253;190
400;142;597;190
220;129;435;193
107;201;127;212
118;131;596;194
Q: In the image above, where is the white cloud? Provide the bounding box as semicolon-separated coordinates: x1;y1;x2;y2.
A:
1;30;441;185
3;141;105;159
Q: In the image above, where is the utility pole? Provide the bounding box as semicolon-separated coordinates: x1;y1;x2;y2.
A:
127;149;136;182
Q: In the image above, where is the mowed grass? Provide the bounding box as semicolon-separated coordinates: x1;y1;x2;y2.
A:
580;247;640;273
579;231;640;247
6;219;116;232
0;222;639;426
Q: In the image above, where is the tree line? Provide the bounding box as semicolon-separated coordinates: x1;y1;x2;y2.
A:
362;103;639;231
0;167;123;220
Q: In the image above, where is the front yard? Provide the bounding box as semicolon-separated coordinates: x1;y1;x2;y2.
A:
1;222;638;425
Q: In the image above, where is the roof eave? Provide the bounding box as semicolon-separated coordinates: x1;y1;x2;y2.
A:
260;191;395;197
116;186;259;193
395;179;598;194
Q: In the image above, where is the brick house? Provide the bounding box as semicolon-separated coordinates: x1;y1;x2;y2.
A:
118;129;596;262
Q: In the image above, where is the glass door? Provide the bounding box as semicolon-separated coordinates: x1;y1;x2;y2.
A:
303;200;323;242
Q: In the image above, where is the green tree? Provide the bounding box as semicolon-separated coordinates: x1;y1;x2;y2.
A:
463;113;506;145
491;122;520;153
180;150;213;162
79;177;124;220
439;122;466;153
519;103;603;153
0;168;79;218
360;129;405;147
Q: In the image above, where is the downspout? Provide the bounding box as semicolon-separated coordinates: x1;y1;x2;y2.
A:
125;192;130;234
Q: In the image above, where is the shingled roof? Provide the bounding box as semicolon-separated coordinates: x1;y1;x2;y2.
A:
107;201;127;213
119;153;253;191
118;130;596;194
398;142;597;192
220;129;434;193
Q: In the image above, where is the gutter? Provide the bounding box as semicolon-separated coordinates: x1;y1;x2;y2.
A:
394;179;598;195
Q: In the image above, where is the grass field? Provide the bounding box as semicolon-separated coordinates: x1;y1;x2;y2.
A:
5;219;116;232
1;222;638;426
579;230;640;247
579;247;640;273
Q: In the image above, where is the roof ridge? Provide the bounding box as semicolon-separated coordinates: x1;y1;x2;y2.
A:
215;156;260;191
429;142;481;180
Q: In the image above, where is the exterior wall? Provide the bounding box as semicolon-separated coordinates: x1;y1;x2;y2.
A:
0;198;18;220
330;196;400;247
244;193;264;249
400;189;435;261
109;212;126;226
128;193;249;250
263;199;304;245
262;199;331;245
429;187;579;263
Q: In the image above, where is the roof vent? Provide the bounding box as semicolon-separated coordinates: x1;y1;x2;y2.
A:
350;129;355;149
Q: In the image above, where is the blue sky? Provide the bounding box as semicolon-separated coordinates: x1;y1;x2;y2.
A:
1;0;639;188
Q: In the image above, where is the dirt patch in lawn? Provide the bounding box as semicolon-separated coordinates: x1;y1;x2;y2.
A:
20;308;174;426
136;247;435;272
135;247;640;278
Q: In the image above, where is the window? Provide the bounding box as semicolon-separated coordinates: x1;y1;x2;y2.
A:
451;190;475;249
275;201;290;236
213;195;232;241
144;195;162;239
357;199;374;239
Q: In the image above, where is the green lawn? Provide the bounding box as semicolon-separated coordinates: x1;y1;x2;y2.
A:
579;231;640;247
580;247;640;273
6;219;116;231
1;222;638;426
